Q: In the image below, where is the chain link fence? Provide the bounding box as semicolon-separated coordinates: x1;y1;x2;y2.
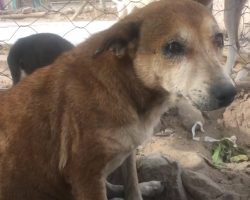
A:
0;0;250;88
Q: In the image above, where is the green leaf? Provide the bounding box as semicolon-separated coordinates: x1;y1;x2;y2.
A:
212;143;223;165
230;155;249;163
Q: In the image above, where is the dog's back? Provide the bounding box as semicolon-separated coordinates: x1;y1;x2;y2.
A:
0;39;144;199
0;65;72;199
7;33;74;85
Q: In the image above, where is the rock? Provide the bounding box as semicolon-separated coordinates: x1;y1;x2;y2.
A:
108;154;246;200
137;154;188;200
182;170;223;200
137;154;246;200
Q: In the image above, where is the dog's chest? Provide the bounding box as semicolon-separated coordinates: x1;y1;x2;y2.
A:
104;110;164;176
103;96;170;176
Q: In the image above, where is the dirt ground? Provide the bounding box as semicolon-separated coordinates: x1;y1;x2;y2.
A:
0;1;250;198
138;101;250;198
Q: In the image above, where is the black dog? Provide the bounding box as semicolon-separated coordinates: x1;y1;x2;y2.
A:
7;33;74;85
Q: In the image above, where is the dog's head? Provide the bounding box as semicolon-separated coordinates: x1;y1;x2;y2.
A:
95;0;236;111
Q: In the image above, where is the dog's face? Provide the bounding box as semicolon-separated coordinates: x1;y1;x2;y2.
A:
133;0;236;111
96;0;236;111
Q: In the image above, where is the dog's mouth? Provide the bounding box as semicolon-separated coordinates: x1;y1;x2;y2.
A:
184;91;236;112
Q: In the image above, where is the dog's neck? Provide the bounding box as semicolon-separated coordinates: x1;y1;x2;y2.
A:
95;53;168;119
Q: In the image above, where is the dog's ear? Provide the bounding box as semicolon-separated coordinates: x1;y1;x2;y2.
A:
193;0;213;8
94;21;142;58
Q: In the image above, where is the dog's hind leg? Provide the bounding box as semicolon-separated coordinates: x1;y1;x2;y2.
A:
120;152;164;200
121;151;143;200
224;0;246;75
106;181;124;199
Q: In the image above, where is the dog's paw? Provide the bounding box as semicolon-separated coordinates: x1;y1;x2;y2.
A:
139;181;164;197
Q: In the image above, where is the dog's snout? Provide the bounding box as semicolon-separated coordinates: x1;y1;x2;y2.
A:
211;83;236;107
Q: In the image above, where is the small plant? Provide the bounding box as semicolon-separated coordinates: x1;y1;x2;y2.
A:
211;137;248;166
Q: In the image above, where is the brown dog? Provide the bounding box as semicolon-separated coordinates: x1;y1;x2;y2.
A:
0;0;236;199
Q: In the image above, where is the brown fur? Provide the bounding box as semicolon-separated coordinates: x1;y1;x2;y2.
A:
0;0;235;199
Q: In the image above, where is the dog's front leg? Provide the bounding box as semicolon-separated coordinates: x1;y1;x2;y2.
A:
122;151;143;200
70;173;107;200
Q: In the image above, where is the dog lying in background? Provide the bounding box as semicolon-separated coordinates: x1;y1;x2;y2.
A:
0;0;236;199
7;33;74;85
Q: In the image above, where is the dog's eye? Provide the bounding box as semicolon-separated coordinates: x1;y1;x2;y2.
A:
214;33;224;48
162;41;185;58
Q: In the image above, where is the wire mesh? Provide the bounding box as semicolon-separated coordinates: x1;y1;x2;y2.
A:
0;0;250;88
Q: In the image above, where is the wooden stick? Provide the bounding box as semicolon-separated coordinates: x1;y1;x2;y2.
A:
0;12;47;19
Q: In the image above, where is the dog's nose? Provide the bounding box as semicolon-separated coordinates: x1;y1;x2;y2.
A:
211;83;236;107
